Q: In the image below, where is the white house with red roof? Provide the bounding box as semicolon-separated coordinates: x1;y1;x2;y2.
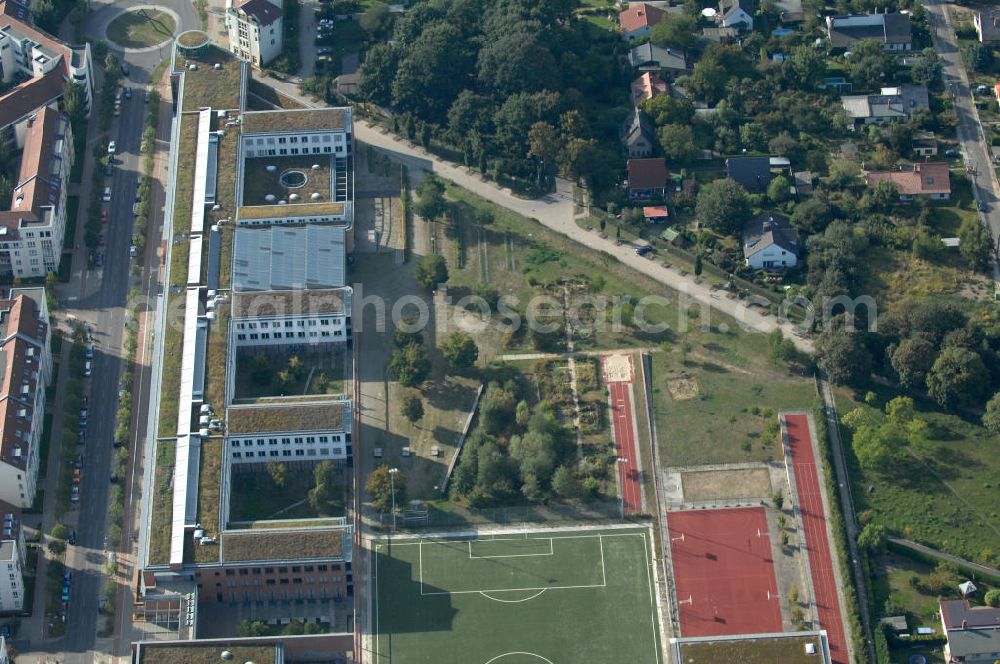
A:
620;2;665;41
226;0;283;66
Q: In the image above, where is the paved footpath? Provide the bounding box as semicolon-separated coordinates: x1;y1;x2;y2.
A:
257;76;813;354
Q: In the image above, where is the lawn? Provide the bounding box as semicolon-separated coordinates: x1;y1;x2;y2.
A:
106;9;176;49
193;438;223;563
372;527;662;664
650;351;816;466
147;439;176;565
228;464;346;523
176;45;243;113
835;385;1000;567
233;347;345;400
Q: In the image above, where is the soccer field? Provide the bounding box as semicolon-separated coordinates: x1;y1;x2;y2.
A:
372;527;663;664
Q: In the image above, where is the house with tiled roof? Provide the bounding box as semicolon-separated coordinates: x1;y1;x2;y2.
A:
627;158;669;199
719;0;753;32
940;599;1000;663
620;2;665;41
864;161;951;201
825;12;912;51
631;72;668;106
620;109;657;158
742;212;799;269
225;0;283;66
627;43;690;76
974;9;1000;43
0;106;73;279
841;85;929;127
0;0;93;138
0;288;51;510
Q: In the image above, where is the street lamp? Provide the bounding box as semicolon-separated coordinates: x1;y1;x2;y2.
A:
388;468;399;534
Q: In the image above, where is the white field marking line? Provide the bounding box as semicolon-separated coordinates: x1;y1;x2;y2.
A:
373;521;648;543
478;589;548;603
600;534;608;587
388;532;643;546
468;538;555;559
641;532;663;664
421;581;607;596
483;652;555;664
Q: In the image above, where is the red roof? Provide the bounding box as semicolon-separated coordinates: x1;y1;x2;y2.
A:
0;295;47;470
11;106;65;213
865;162;951;195
643;205;669;219
620;3;665;34
631;72;668;103
627;158;669;189
0;68;65;132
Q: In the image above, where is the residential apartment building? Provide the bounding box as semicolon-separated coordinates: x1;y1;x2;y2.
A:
225;0;282;66
0;501;24;613
0;289;50;509
0;0;93;137
0;106;73;278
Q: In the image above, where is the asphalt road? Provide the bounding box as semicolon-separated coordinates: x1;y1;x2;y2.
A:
24;3;195;657
925;0;1000;275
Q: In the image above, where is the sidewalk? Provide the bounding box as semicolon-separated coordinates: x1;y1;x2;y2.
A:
256;75;813;354
22;341;72;643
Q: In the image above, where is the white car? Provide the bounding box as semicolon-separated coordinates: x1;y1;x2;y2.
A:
102;186;112;202
107;140;116;155
129;245;137;259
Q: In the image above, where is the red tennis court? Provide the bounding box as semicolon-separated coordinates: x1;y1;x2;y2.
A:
785;413;848;664
667;507;782;637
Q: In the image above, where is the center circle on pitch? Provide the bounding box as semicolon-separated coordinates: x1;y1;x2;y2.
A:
484;652;555;664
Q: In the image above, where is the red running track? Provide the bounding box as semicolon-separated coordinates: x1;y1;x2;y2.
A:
668;507;783;637
785;413;848;664
608;381;642;515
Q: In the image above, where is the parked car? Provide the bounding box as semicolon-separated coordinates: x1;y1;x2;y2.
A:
113;103;121;117
109;474;118;484
107;140;116;154
70;485;80;503
135;186;142;202
76;429;85;445
105;162;113;177
83;360;92;377
317;47;333;55
95;252;103;268
85;343;94;359
73;454;83;469
120;62;130;77
67;530;76;545
145;89;151;103
102;186;111;202
100;209;108;223
634;245;652;257
129;245;137;259
124;87;132;100
944;149;960;158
